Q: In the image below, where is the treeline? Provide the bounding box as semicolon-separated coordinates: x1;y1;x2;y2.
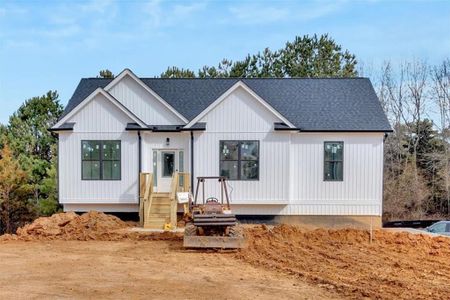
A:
372;59;450;220
0;92;63;233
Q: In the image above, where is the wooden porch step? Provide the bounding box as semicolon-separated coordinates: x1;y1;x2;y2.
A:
149;207;170;214
148;213;170;219
151;198;171;204
152;192;170;198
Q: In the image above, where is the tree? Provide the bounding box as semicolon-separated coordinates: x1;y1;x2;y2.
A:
280;34;357;77
161;34;357;78
0;145;34;234
160;67;195;78
98;69;114;78
4;91;63;214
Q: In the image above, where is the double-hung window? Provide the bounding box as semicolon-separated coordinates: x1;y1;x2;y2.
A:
324;142;343;181
82;140;121;180
220;140;259;180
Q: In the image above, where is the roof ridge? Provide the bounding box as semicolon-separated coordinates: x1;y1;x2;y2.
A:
80;77;369;80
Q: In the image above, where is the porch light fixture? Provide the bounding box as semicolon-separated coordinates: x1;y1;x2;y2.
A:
166;137;170;146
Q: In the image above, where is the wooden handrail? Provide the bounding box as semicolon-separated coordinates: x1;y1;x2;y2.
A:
169;172;191;228
139;172;153;226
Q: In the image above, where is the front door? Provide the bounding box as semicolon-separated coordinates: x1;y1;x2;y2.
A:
154;149;184;192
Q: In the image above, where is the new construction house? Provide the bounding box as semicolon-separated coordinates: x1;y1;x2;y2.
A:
50;69;392;229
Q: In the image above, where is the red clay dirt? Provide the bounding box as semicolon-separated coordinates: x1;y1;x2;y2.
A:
1;212;450;299
237;224;450;300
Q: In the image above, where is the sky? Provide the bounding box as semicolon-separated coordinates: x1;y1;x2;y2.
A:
0;0;449;124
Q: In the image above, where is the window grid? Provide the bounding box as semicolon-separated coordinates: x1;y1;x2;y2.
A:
81;140;121;181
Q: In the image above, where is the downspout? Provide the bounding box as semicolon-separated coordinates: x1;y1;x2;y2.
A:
138;131;142;172
190;131;194;192
137;130;142;226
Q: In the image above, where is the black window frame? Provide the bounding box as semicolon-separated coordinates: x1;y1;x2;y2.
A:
81;140;121;181
219;140;260;181
323;141;343;182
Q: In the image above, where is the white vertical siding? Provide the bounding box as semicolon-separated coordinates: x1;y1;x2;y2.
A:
141;132;190;174
200;86;280;133
192;85;384;216
108;75;184;125
59;132;139;204
194;85;290;204
59;92;139;207
69;94;131;133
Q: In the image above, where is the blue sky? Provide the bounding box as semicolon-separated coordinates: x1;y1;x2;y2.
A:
0;0;449;124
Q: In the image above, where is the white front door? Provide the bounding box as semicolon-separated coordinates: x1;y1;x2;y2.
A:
154;149;184;192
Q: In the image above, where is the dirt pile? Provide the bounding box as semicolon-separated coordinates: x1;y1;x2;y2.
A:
0;211;182;241
237;225;450;300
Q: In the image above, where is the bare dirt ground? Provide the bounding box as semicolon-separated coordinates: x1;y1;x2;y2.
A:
1;212;450;299
0;240;339;300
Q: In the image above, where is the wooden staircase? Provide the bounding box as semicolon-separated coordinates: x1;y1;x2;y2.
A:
144;192;171;229
139;172;190;230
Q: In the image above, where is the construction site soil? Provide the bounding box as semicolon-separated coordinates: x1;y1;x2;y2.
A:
1;212;449;299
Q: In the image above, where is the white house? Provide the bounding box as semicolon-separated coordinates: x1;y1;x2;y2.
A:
51;69;391;228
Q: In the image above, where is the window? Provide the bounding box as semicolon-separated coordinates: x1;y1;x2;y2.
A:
162;151;175;177
82;140;121;180
220;140;259;180
324;142;343;181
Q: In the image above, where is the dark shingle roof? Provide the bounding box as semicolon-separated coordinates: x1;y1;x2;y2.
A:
62;77;391;132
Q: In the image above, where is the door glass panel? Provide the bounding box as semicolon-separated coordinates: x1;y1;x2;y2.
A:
179;151;184;187
153;150;157;187
162;152;175;177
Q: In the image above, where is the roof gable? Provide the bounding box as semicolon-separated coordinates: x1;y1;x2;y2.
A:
104;69;188;123
53;88;146;129
185;81;295;129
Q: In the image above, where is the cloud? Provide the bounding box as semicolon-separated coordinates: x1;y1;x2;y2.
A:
142;0;207;28
226;0;346;25
80;0;115;14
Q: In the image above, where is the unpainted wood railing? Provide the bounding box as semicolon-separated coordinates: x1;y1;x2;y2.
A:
139;172;153;226
169;172;191;228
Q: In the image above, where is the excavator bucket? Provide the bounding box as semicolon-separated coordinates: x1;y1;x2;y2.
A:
183;235;246;249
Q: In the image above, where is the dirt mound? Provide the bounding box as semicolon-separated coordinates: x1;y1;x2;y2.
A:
237;224;450;300
0;211;182;241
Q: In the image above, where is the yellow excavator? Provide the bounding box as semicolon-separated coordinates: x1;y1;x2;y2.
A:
183;176;245;249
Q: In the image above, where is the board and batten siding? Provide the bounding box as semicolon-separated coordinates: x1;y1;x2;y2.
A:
193;86;290;204
58;92;139;210
141;132;190;174
108;74;184;125
193;86;384;216
286;133;384;216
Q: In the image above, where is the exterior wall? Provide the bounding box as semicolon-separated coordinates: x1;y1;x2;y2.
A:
193;86;289;204
141;132;190;174
108;74;184;125
192;86;384;216
59;93;139;209
287;133;384;216
69;94;132;132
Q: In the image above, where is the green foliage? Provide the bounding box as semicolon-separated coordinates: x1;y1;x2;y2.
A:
163;34;357;78
38;159;60;216
160;67;196;78
3;91;63;217
98;69;114;78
